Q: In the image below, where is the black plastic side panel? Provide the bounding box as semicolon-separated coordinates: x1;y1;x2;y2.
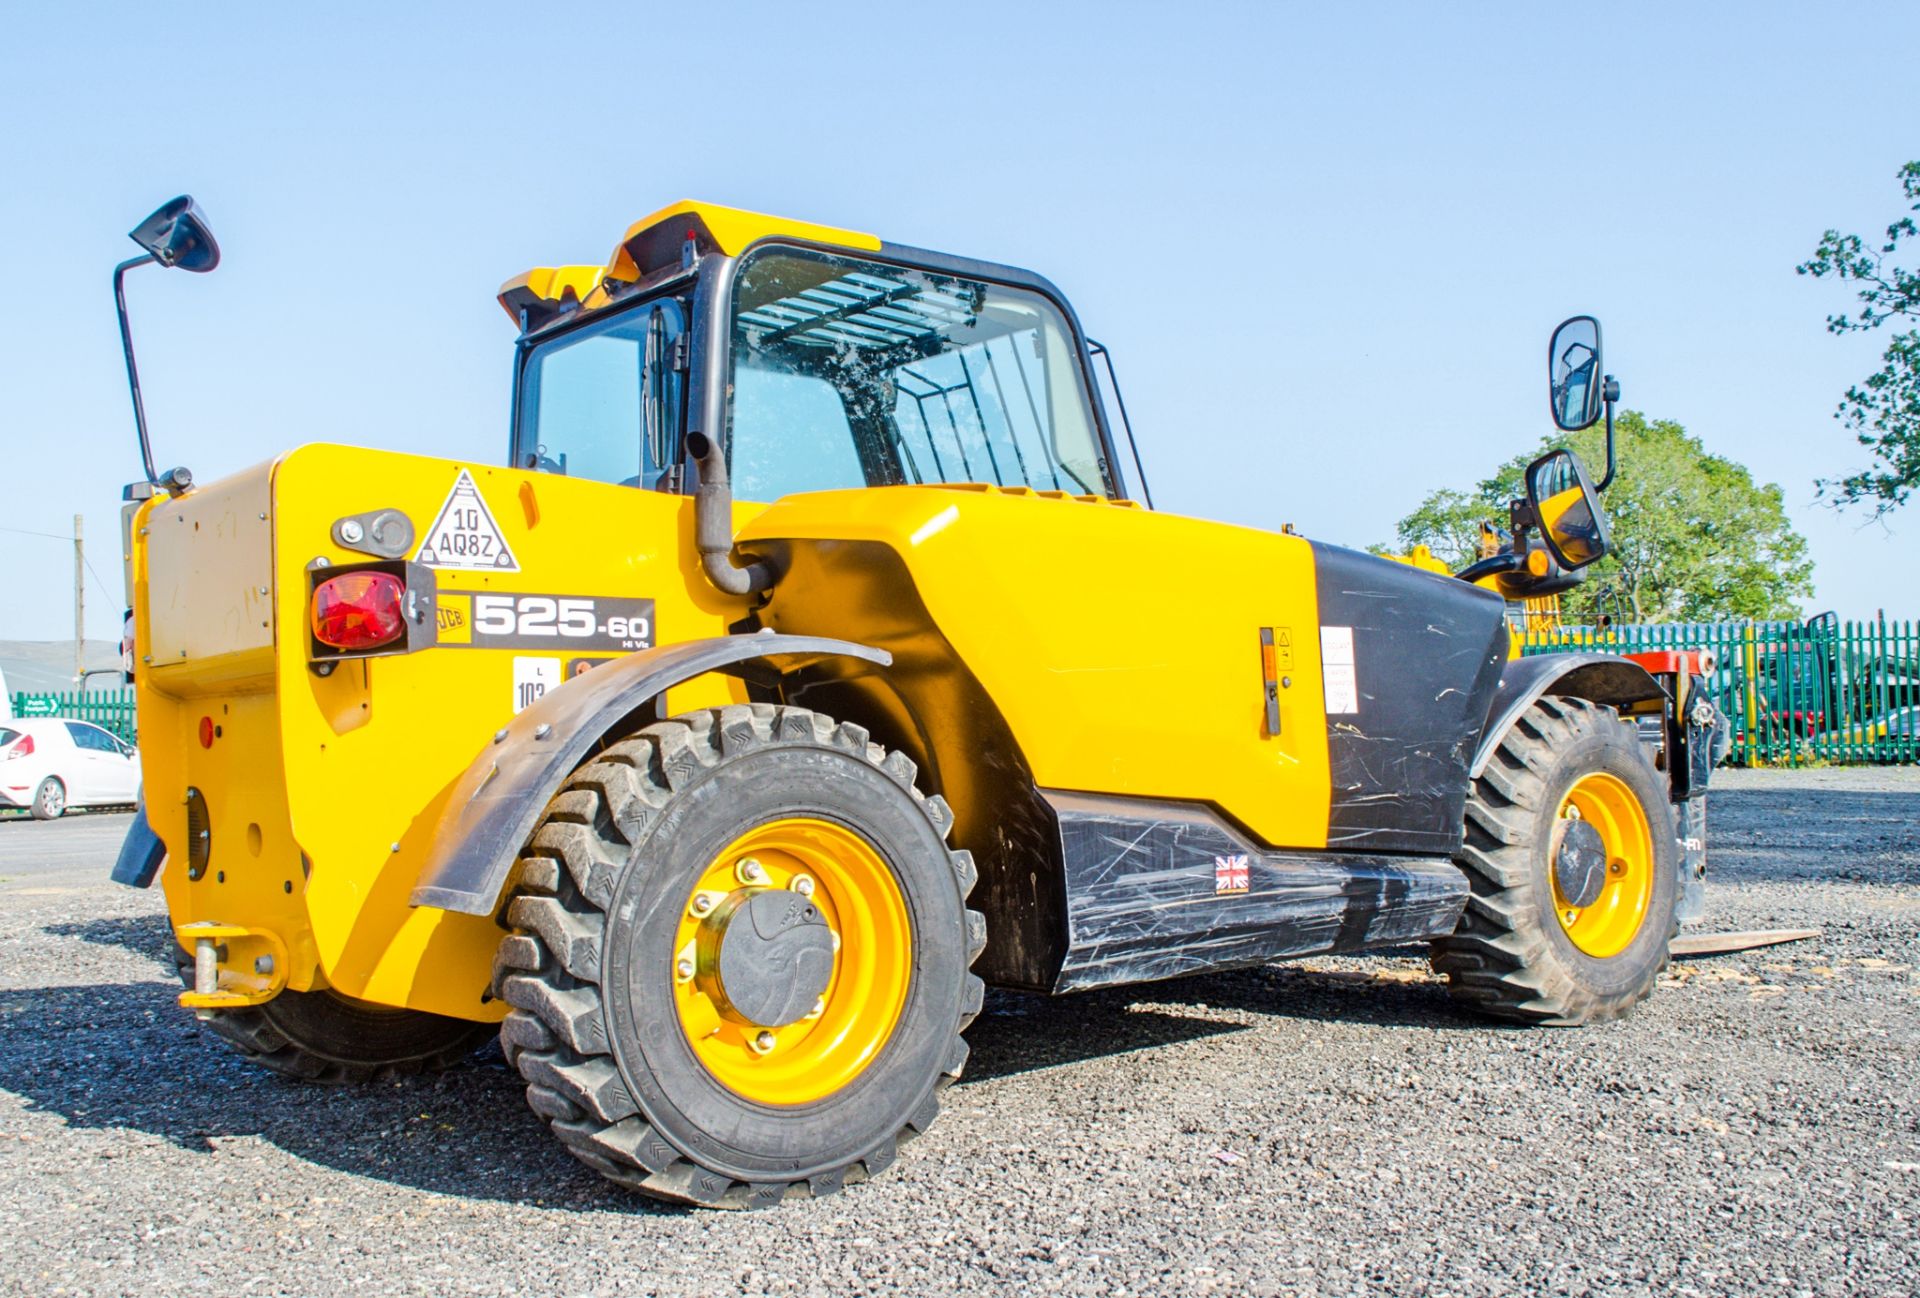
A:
1047;790;1467;994
1309;544;1509;855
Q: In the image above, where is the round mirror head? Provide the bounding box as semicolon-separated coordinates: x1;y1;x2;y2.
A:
1548;315;1603;431
128;195;221;273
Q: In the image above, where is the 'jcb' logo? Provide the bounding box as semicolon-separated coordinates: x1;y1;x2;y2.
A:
435;594;472;645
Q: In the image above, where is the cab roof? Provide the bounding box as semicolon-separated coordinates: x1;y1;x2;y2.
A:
497;200;881;331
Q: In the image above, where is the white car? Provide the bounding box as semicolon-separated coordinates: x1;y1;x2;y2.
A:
0;719;142;819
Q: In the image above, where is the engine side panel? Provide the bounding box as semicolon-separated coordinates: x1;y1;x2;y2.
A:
1310;543;1509;855
740;485;1338;852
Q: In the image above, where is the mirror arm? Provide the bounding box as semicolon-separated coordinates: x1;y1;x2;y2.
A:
1596;375;1620;492
1456;553;1526;583
113;255;160;486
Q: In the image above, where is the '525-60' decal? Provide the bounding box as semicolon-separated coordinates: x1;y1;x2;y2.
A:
435;592;655;653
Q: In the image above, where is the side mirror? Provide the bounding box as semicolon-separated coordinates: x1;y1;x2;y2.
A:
1547;315;1603;431
1526;448;1611;570
128;196;221;273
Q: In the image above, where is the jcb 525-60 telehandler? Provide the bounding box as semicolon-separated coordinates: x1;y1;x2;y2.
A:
107;197;1715;1208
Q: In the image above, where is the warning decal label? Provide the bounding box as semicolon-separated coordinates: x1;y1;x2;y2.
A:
416;469;519;571
1321;625;1359;715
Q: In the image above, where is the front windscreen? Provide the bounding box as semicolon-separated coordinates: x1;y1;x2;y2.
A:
726;248;1106;501
516;297;687;490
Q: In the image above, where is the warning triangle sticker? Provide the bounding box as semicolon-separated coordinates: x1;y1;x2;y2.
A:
415;469;519;571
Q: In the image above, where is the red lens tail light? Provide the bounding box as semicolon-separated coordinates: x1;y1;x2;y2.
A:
312;571;407;651
4;734;33;759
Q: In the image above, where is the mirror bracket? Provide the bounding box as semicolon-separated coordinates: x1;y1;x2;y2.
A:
113;196;220;489
1596;375;1621;491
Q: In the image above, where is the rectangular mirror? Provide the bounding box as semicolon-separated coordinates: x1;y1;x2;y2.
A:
1548;315;1604;431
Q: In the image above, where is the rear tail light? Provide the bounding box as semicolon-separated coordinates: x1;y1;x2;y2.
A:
312;571;407;650
4;734;33;759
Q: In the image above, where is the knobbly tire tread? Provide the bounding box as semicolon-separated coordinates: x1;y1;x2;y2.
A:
1430;696;1680;1026
173;954;494;1084
496;703;985;1209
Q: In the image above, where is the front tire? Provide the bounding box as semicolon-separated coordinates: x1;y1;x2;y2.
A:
496;704;985;1208
1431;696;1679;1025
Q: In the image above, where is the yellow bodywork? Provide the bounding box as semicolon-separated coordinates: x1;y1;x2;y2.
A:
743;485;1334;850
134;458;1343;1020
132;445;758;1019
498;199;882;323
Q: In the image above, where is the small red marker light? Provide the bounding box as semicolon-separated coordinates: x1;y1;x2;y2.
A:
312;571;407;652
198;716;214;749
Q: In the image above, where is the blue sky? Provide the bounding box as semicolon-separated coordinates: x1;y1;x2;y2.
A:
3;2;1916;640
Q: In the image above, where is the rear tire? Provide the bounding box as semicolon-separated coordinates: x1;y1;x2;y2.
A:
174;953;494;1083
1431;696;1678;1025
495;703;985;1208
30;778;65;820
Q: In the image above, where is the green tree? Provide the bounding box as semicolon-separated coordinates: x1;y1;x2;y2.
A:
1379;411;1814;622
1798;161;1920;514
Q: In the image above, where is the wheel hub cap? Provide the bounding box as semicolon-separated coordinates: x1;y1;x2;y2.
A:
1550;772;1655;958
1552;817;1608;908
701;889;835;1028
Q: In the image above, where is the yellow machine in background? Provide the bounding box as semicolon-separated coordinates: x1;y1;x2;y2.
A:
109;199;1714;1207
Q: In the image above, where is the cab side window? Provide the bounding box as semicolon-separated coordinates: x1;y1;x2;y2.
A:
517;299;687;490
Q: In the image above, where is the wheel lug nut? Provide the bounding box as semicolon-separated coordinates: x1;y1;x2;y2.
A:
807;996;825;1019
736;858;768;885
792;874;815;897
690;892;716;917
752;1030;776;1054
675;957;695;981
1564;909;1579;925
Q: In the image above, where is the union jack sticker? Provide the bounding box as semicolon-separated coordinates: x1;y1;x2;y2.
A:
1214;853;1250;894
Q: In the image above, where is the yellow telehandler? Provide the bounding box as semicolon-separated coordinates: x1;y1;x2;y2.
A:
107;197;1716;1207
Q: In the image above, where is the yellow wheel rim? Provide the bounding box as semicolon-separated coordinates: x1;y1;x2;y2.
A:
672;817;911;1105
1550;771;1654;959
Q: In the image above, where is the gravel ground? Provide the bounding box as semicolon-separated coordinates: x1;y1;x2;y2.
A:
0;770;1915;1298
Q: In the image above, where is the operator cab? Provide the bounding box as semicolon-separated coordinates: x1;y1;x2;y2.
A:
504;202;1131;506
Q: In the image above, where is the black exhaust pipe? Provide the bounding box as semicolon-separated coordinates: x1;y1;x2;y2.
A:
685;431;776;597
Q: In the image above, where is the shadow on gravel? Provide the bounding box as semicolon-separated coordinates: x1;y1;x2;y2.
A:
9;924;1484;1206
0;971;654;1214
963;961;1482;1084
43;915;177;968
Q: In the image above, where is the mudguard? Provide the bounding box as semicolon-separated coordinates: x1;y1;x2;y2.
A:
1469;652;1665;778
409;633;890;916
110;795;168;888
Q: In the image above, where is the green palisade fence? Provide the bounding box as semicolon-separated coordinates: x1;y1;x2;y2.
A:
7;690;139;746
1520;618;1920;767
